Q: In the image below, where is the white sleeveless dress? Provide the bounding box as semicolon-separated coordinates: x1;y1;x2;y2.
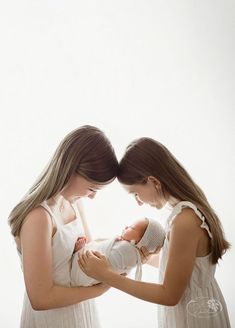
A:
158;201;231;328
19;201;101;328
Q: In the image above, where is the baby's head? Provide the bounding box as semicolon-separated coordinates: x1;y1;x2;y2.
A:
121;218;165;252
122;219;148;244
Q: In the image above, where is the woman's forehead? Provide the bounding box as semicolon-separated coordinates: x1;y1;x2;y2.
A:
122;184;139;193
90;177;115;188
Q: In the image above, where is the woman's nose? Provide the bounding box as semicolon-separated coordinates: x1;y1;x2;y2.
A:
136;199;144;206
88;191;96;199
135;194;144;206
135;195;144;206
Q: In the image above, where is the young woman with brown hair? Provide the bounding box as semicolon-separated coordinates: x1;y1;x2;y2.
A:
79;137;231;328
8;125;118;328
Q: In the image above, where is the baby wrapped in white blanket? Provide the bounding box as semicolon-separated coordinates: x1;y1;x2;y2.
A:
70;218;165;286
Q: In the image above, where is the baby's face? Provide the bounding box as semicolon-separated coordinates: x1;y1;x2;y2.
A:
122;219;148;243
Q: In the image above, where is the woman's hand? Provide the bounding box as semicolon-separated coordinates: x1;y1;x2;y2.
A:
78;250;113;282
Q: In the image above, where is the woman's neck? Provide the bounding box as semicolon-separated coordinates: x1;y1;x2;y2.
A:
167;196;181;208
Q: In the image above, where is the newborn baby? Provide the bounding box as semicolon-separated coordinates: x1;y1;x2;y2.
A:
70;218;165;287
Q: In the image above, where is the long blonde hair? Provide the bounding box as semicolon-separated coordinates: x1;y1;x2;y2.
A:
118;137;230;264
9;125;118;237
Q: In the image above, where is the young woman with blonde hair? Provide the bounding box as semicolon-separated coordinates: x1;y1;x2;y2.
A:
79;137;231;328
8;125;118;328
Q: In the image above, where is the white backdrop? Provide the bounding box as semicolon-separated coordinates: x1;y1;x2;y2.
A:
0;0;234;327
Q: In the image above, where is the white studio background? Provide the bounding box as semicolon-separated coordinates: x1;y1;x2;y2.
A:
0;0;235;327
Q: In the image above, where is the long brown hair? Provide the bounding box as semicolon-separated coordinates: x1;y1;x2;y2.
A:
118;137;230;264
9;125;118;237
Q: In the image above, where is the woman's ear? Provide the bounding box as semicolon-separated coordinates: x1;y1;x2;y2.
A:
147;176;161;187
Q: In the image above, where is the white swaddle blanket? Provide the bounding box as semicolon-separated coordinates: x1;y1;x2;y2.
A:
71;238;141;286
70;218;166;286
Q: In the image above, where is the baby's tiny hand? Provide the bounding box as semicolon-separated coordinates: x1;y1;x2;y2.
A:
74;236;87;252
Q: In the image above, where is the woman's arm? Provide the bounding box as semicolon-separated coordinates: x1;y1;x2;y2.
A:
20;207;108;311
79;210;201;306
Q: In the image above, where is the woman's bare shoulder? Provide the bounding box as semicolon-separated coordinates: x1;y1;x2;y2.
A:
171;207;202;236
21;206;53;234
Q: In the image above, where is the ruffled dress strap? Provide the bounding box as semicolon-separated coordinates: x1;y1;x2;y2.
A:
167;201;213;239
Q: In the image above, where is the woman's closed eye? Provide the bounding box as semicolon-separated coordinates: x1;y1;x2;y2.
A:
89;188;97;192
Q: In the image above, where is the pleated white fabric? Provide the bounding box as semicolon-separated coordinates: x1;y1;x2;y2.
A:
19;201;101;328
158;201;231;328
